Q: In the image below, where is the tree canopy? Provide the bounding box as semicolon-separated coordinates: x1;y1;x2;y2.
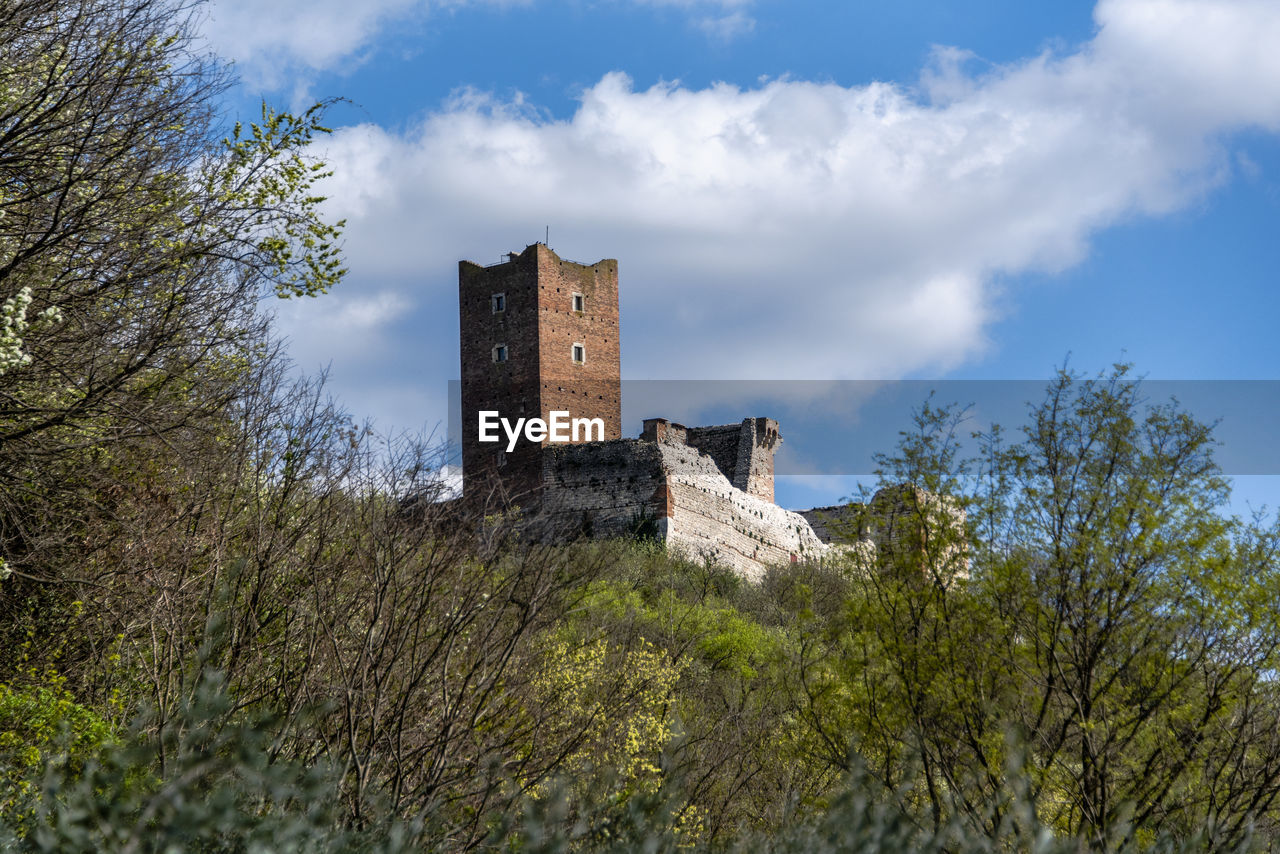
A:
0;0;342;463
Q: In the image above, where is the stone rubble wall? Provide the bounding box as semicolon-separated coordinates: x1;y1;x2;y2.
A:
538;439;667;540
866;484;969;580
798;503;868;544
684;424;743;485
732;417;779;503
653;441;827;581
535;435;830;580
646;417;782;504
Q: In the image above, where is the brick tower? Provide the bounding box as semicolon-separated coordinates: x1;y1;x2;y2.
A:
458;244;622;502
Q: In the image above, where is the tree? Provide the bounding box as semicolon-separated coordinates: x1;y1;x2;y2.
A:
0;0;344;659
982;368;1280;846
0;0;343;570
796;366;1280;849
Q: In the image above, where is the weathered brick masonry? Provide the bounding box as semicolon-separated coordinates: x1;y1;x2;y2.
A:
459;244;621;500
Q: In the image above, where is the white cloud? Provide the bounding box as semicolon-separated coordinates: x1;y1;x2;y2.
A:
305;0;1280;401
274;290;410;366
269;290;442;432
627;0;756;41
201;0;752;89
695;11;754;42
200;0;430;89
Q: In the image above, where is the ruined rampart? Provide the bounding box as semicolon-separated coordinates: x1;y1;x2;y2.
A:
537;427;828;580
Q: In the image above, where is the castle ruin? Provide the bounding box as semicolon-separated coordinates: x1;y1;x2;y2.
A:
458;243;960;580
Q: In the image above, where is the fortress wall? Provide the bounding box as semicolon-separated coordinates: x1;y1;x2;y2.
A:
514;436;953;583
667;418;782;504
798;503;868;544
684;424;744;484
535;438;829;579
655;443;828;581
539;439;666;539
866;485;969;579
733;417;779;503
640;418;687;446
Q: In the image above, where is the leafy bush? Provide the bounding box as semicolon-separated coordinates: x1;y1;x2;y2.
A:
0;678;113;833
0;670;419;853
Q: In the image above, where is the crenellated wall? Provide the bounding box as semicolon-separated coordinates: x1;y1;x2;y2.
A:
537;424;828;580
642;416;780;503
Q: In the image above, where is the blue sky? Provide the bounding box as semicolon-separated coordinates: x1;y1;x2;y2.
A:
199;0;1280;511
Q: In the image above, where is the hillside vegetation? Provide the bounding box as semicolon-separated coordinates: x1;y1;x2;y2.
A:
4;1;1280;851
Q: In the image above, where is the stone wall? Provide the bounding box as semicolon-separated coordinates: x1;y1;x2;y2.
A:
641;418;688;446
536;434;828;581
798;503;868;544
732;417;779;502
800;489;967;579
644;417;781;503
539;439;667;540
684;424;741;485
865;485;969;580
654;440;826;580
516;435;968;583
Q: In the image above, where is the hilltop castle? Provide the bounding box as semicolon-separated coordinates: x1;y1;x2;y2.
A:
458;243;956;580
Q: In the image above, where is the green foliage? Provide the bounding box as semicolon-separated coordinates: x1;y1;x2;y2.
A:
0;677;113;832
0;0;347;487
578;580;786;681
779;365;1280;848
524;635;702;844
496;761;1260;854
214;101;348;298
0;670;415;853
533;636;683;789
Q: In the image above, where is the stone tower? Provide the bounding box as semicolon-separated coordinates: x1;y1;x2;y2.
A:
458;244;622;501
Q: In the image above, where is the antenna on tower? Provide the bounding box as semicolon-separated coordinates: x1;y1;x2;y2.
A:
545;225;549;246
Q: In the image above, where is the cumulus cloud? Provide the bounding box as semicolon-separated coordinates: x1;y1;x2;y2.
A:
274;291;410;366
201;0;752;89
270;289;442;432
302;0;1280;410
199;0;431;88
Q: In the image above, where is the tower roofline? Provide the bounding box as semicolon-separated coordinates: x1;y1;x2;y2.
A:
460;243;616;271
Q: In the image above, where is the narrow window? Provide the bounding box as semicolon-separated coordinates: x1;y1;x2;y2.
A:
572;343;585;364
493;344;508;363
572;292;584;313
491;293;505;313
